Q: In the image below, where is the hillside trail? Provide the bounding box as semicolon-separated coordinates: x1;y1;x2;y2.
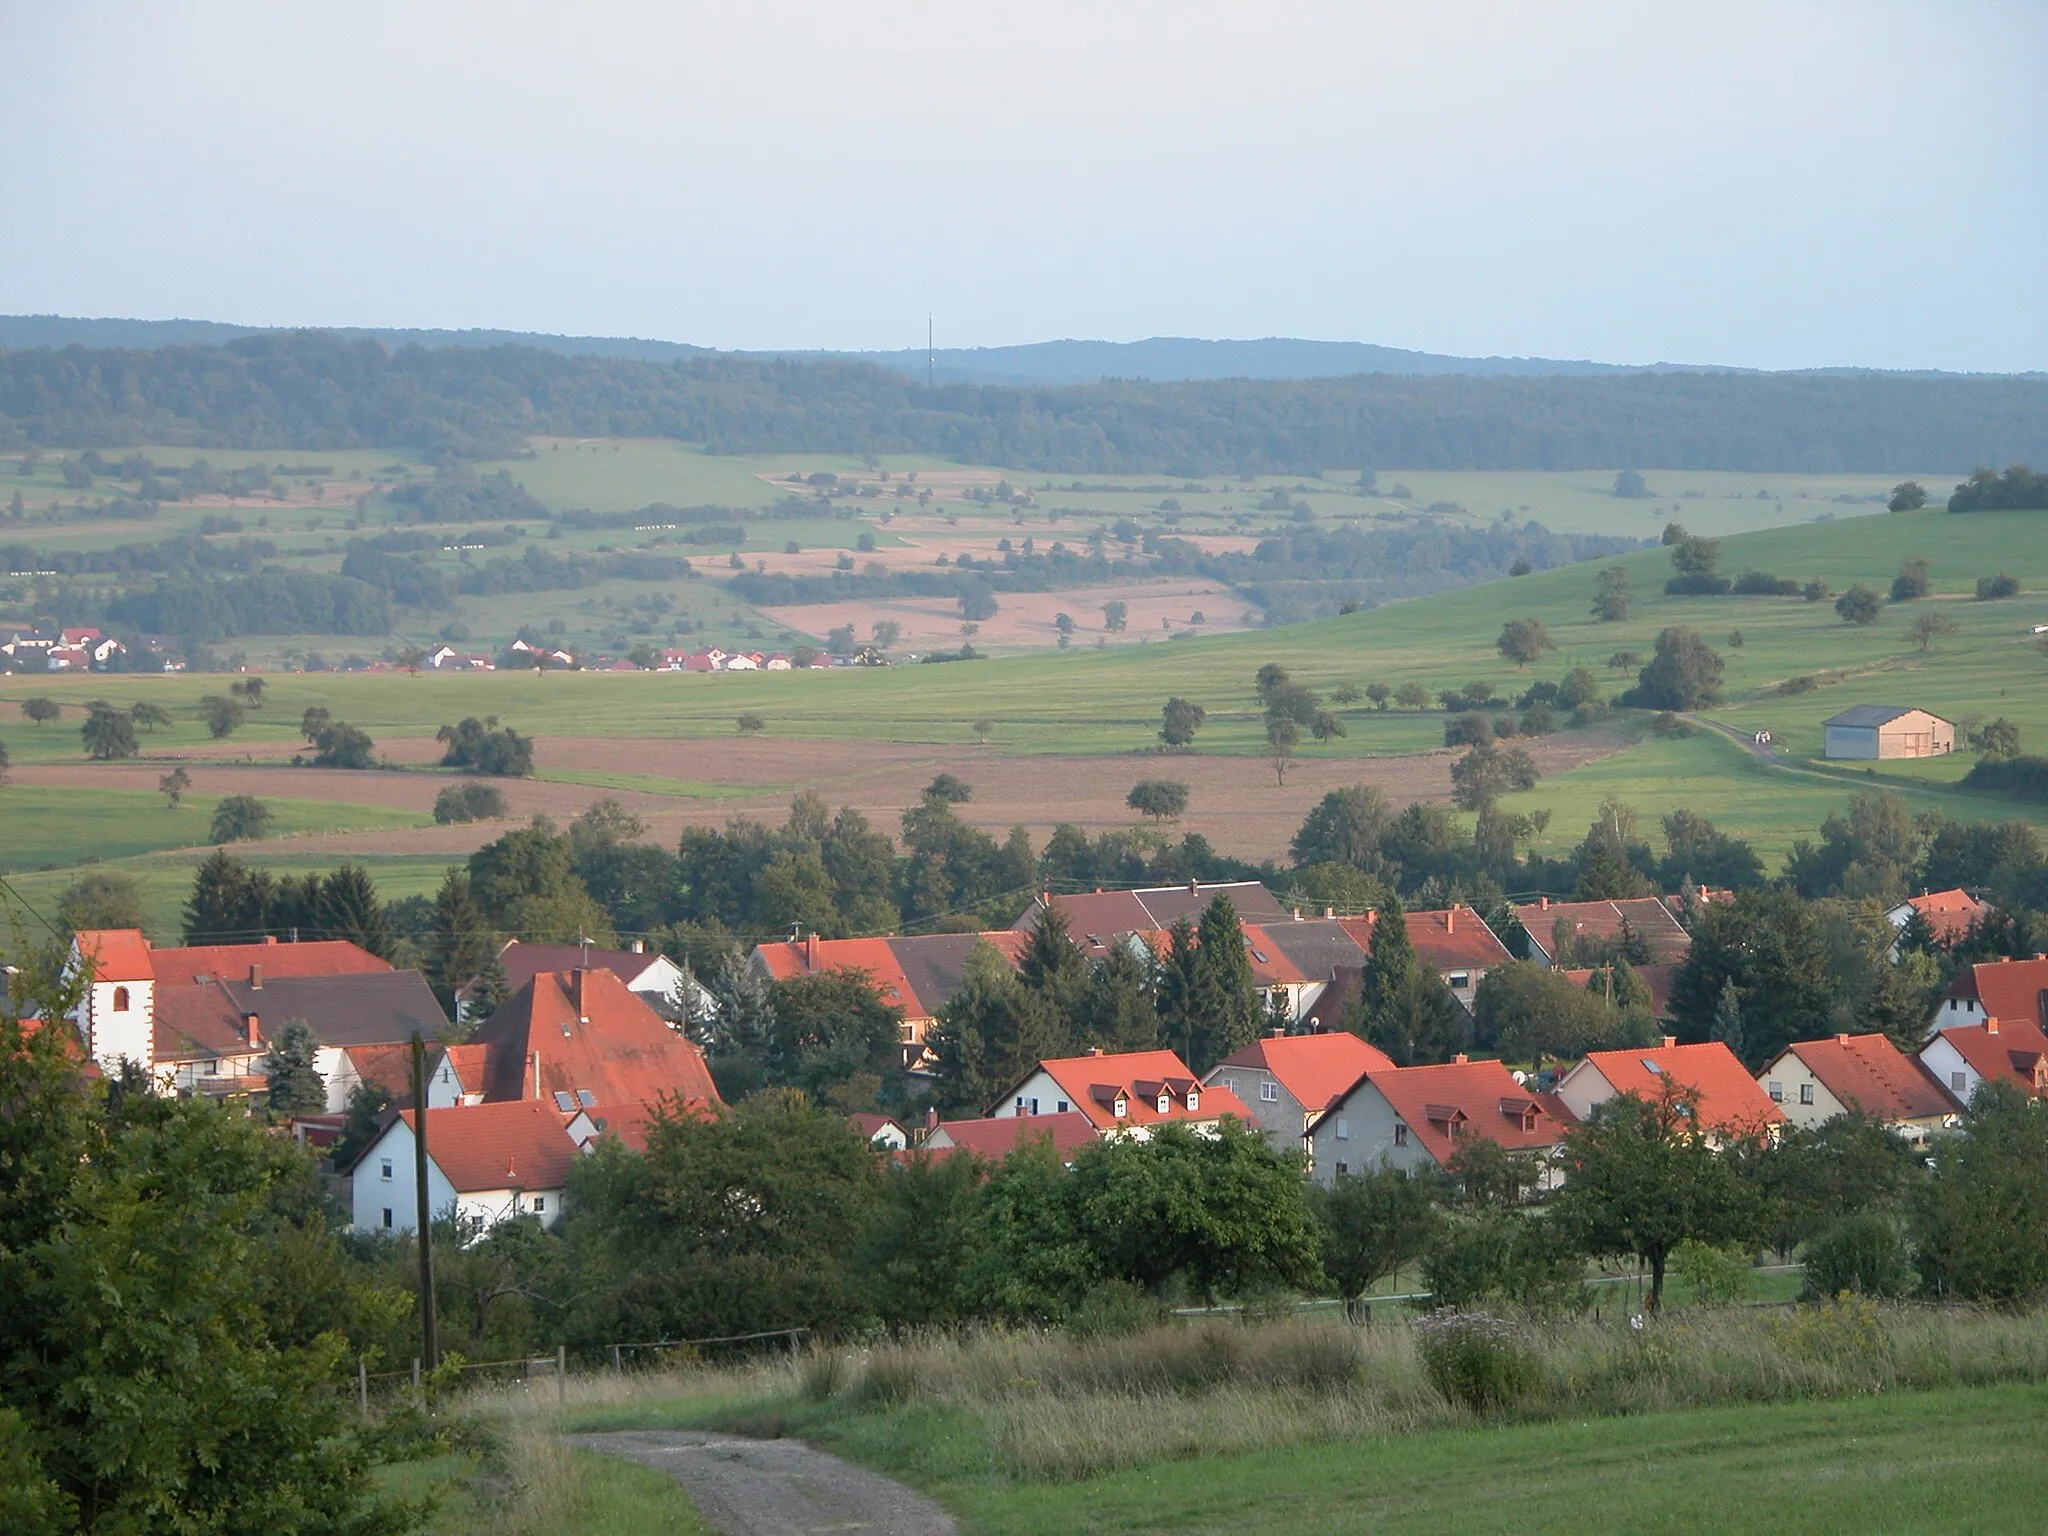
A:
569;1429;957;1535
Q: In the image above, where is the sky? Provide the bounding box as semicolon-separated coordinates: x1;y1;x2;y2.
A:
2;0;2043;371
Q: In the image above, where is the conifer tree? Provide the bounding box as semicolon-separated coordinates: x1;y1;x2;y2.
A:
1710;979;1745;1060
929;940;1058;1112
182;850;269;944
1019;902;1090;1044
1189;895;1261;1070
427;867;503;1019
261;1019;327;1117
1155;918;1201;1064
315;863;393;958
1076;939;1161;1052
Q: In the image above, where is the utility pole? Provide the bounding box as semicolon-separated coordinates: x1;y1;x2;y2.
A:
410;1032;439;1371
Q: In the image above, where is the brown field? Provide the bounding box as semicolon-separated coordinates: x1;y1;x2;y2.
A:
21;730;1627;865
762;580;1254;649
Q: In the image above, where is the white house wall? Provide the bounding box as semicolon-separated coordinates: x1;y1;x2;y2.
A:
1757;1055;1847;1130
1306;1082;1428;1187
1918;1036;1979;1105
1553;1061;1618;1124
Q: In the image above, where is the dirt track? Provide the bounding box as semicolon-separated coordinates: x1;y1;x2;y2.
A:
19;729;1628;864
569;1430;955;1535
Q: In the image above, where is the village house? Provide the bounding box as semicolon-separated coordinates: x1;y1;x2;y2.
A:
990;1047;1252;1139
1011;880;1292;936
1822;704;1955;760
1555;1039;1784;1146
851;1112;911;1149
1918;1015;2048;1106
921;1111;1098;1165
1562;961;1681;1022
1306;1054;1572;1187
1323;905;1514;1013
347;1099;581;1235
1510;896;1694;967
1756;1033;1958;1142
1929;955;2048;1032
1205;1030;1395;1161
334;1040;491;1110
494;937;711;1023
1886;889;1989;955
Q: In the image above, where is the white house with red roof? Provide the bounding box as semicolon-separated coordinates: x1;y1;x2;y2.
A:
66;929;157;1074
1918;1015;2048;1106
1205;1031;1395;1160
1556;1039;1784;1146
1931;955;2048;1034
347;1100;581;1235
1757;1033;1957;1142
1885;889;1988;956
990;1048;1252;1138
1307;1055;1572;1186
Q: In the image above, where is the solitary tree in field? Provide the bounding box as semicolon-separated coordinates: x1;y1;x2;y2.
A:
1888;480;1928;513
1891;558;1932;602
1101;599;1128;632
81;704;139;761
158;765;192;810
1970;718;2022;761
129;701;174;733
1127;779;1190;822
1365;682;1391;710
198;694;247;739
1266;715;1300;786
871;619;902;651
23;696;61;726
1613;469;1651;499
971;717;994;745
1907;611;1958;652
1834;584;1884;625
229;676;266;708
1624;628;1724;711
1591;567;1631;622
1497;618;1556;669
210;794;273;844
1159;696;1206;749
1054;613;1075;648
736;713;766;734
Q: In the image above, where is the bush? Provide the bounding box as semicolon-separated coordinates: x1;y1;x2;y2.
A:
1444;714;1494;748
1731;570;1799;596
1415;1310;1539;1412
1672;1240;1750;1306
209;794;272;844
1664;573;1732;596
434;781;508;824
1976;573;2021;600
1962;755;2048;803
1777;675;1818;695
1803;1215;1917;1300
1834;584;1883;624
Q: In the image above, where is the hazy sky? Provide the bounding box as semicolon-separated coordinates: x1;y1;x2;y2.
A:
3;1;2042;370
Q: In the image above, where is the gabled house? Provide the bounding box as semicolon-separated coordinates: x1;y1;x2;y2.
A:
922;1111;1097;1164
1555;1039;1784;1146
1918;1015;2048;1106
1510;897;1693;967
495;938;710;1023
1822;705;1955;760
1011;880;1291;936
347;1099;581;1235
1330;905;1513;1011
1205;1031;1395;1160
1757;1033;1957;1142
466;967;722;1135
335;1040;491;1110
1306;1055;1572;1187
1886;889;1988;955
1931;955;2048;1033
991;1047;1252;1138
851;1112;910;1150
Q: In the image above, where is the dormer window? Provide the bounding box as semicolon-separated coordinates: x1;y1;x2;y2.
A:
1186;1089;1200;1112
111;987;130;1012
1113;1096;1127;1118
1157;1093;1171;1114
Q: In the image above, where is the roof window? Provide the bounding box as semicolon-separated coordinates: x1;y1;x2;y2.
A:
577;1089;597;1109
552;1091;575;1112
1642;1058;1663;1074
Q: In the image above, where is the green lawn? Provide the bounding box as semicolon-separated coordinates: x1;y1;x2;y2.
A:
912;1385;2048;1535
0;784;426;874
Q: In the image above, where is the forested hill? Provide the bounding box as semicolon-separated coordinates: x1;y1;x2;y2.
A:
2;332;2044;472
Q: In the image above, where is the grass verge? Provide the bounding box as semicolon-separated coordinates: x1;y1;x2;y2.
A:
379;1419;711;1535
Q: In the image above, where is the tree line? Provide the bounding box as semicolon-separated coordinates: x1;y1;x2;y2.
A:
5;333;2045;472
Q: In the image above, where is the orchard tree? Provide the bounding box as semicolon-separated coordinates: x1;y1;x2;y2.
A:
1906;611;1958;652
23;696;60;726
1496;618;1556;669
1834;584;1883;625
1591;566;1631;622
1311;1166;1439;1309
1159;696;1206;748
198;694;247;739
129;701;173;733
1625;627;1724;710
1887;481;1928;513
1101;599;1129;632
1127;779;1190;822
81;703;139;761
209;794;273;845
157;766;191;809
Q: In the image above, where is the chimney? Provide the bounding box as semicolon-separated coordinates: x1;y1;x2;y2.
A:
1446;906;1455;934
1454;1052;1468;1064
630;938;645;954
1086;1045;1103;1057
1324;906;1335;920
1986;1018;2000;1036
805;931;820;970
264;934;279;945
1291;906;1300;921
1837;1032;1851;1045
244;1013;260;1047
1662;1035;1677;1049
1540;896;1550;910
249;964;262;990
925;1106;939;1132
1268;1026;1286;1039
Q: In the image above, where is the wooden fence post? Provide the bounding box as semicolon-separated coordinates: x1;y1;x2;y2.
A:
557;1344;568;1404
611;1344;622;1373
358;1356;369;1418
412;1357;421;1409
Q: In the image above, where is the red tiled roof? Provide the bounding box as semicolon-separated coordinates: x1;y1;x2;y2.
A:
1778;1033;1955;1120
72;929;155;983
1344;1057;1569;1168
925;1112;1098;1163
151;938;391;987
1239;924;1311;988
1930;1016;2048;1098
1212;1032;1395;1112
468;967;721;1116
150;983;253;1059
753;937;924;1016
153;971;447;1063
1901;889;1988;944
1511;898;1693;964
1334;906;1512;972
1024;1049;1252;1131
396;1100;580;1191
1951;957;2048;1031
1577;1041;1785;1134
850;1112;908;1141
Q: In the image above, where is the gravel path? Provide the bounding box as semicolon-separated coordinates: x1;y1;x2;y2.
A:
569;1430;957;1536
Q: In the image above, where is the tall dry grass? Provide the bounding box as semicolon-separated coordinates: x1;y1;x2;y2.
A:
464;1305;2048;1483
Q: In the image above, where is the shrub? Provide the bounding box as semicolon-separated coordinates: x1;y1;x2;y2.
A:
1671;1240;1750;1306
1444;714;1494;748
1834;584;1883;624
1962;755;2048;802
1415;1310;1539;1413
1801;580;1829;602
1976;573;2021;600
1890;558;1932;601
1664;573;1732;596
1777;674;1818;695
1731;570;1799;596
434;781;508;824
1803;1215;1917;1300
